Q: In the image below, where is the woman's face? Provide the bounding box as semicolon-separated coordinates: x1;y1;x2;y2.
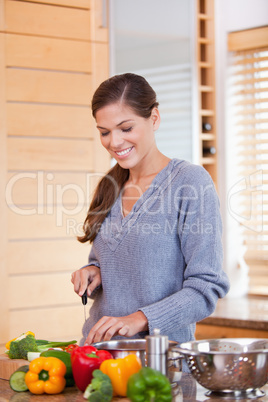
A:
95;102;160;170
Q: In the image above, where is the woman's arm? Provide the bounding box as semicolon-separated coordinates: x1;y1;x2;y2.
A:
139;166;230;335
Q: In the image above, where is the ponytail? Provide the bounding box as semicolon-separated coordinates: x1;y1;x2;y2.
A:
78;164;129;243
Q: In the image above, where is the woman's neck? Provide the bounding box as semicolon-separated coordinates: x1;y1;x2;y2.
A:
128;151;171;185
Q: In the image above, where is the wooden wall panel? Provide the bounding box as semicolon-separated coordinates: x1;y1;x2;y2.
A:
10;273;79;309
8;207;87;240
91;42;111;172
8;240;90;275
10;304;91;341
7;69;92;105
8;138;93;171
5;0;91;40
6;34;91;72
0;31;9;345
0;0;4;31
7;103;94;139
23;0;91;8
0;0;110;352
6;172;95;206
90;0;109;43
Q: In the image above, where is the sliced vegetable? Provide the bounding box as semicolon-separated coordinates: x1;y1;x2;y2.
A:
40;349;74;387
100;354;142;397
127;366;172;402
27;352;41;362
71;345;113;392
9;365;29;392
65;343;79;353
83;369;113;401
24;356;66;394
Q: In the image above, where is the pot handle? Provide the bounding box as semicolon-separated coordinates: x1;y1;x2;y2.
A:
171;346;202;357
167;347;185;370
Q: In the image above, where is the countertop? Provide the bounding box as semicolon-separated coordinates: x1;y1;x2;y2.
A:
199;296;268;331
1;373;268;401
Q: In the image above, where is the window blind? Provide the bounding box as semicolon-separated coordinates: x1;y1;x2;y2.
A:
133;64;193;162
228;27;268;295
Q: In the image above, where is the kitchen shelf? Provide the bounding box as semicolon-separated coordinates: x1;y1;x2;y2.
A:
196;0;218;187
199;85;214;92
201;157;216;165
198;13;212;20
199;61;212;68
198;37;212;45
200;109;214;116
201;133;215;140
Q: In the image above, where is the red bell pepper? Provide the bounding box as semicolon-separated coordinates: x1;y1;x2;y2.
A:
71;345;113;391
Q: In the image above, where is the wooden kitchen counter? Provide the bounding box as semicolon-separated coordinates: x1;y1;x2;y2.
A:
1;373;268;401
196;296;268;339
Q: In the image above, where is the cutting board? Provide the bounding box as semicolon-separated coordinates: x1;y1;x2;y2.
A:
0;354;29;380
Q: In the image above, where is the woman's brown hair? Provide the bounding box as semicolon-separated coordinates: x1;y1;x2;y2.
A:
78;73;159;243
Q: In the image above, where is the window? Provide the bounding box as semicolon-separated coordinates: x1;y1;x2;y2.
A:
228;26;268;295
109;0;195;162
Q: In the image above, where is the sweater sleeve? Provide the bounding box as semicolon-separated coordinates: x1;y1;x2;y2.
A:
139;165;230;335
82;244;101;299
87;244;100;268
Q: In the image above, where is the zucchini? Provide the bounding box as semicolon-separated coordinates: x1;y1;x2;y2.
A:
9;365;29;392
40;350;74;387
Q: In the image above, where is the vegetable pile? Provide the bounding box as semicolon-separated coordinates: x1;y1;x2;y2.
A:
6;332;77;360
7;332;173;401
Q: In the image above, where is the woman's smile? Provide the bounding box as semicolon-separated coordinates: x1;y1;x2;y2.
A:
115;146;134;158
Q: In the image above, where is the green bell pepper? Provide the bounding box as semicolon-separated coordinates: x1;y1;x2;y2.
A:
127;367;172;402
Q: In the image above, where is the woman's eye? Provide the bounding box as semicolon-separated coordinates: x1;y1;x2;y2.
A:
122;127;133;133
100;131;109;137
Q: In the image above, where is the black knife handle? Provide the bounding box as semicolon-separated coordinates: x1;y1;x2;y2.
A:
82;290;87;305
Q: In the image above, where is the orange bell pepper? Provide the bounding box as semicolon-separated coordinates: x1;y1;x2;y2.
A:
100;354;142;397
24;356;66;395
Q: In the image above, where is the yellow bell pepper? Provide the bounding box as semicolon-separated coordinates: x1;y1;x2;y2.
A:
100;354;142;397
24;356;66;395
5;331;35;350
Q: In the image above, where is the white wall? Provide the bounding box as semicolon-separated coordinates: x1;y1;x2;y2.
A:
215;0;268;296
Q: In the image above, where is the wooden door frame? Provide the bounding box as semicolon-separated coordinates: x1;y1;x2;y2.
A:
0;0;9;346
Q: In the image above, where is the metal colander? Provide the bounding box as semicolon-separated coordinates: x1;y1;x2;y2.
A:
173;338;268;398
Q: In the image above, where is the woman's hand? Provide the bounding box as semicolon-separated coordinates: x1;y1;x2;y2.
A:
84;311;148;345
71;265;101;298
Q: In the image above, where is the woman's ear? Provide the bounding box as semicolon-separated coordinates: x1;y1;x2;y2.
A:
151;107;161;131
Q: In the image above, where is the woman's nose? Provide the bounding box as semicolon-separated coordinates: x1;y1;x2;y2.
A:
110;131;124;148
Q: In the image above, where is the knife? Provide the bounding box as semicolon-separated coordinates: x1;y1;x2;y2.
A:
82;290;87;322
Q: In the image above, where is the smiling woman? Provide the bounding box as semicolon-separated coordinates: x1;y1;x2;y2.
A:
71;73;230;367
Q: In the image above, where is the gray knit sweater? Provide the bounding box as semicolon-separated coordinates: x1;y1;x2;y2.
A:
81;159;229;347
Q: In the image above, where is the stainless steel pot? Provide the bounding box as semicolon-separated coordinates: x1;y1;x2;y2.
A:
172;338;268;399
93;338;182;383
93;338;178;366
